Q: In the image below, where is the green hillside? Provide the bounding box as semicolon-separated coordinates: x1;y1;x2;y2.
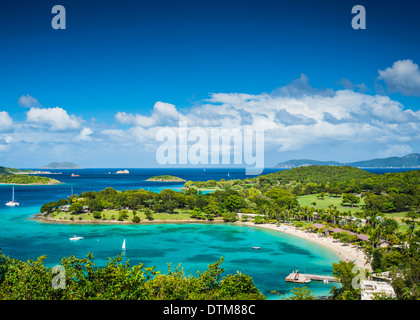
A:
259;165;376;184
0;166;61;185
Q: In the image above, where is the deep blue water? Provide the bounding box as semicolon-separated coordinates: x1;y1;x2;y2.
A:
0;167;417;299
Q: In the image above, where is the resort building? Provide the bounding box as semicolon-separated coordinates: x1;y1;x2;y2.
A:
61;204;70;212
360;280;396;300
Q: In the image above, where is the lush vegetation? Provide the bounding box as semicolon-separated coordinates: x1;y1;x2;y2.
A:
0;173;60;185
0;165;61;185
0;251;265;300
0;166;25;174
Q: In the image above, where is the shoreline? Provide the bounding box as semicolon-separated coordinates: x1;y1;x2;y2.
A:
32;215;225;225
33;215;370;270
238;222;371;271
0;181;63;186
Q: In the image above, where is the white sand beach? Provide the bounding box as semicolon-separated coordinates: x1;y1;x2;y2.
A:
240;222;371;271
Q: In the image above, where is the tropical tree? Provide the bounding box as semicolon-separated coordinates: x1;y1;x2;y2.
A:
287;286;315;300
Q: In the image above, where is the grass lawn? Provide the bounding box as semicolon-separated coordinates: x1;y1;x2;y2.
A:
50;208;224;222
384;212;420;232
297;194;365;214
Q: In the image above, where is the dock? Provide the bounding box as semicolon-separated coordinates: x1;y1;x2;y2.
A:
285;272;339;284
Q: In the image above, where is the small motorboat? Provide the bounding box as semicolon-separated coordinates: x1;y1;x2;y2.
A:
71;174;80;177
304;278;311;283
323;279;329;284
252;247;261;250
69;235;84;241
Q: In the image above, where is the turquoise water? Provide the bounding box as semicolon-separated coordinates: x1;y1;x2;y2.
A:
7;167;407;298
0;209;340;299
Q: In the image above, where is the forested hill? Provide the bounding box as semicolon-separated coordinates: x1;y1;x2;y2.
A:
0;166;61;185
258;165;376;185
0;166;25;174
275;153;420;168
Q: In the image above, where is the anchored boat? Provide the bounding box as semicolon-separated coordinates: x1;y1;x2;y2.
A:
5;186;19;207
69;235;84;241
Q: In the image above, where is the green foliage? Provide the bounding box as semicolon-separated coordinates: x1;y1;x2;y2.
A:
262;165;375;185
92;211;102;219
144;208;154;221
222;211;238;222
341;193;360;207
330;260;361;300
0;251;265;300
69;203;83;214
288;286;315;300
0;173;59;185
391;258;420;300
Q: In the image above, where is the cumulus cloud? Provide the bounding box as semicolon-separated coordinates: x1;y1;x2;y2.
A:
109;74;419;162
115;101;183;128
18;94;41;108
0;111;14;132
76;127;93;142
377;59;420;96
4;74;419;165
26;107;82;131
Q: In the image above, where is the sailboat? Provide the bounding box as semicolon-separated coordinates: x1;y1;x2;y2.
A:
122;239;126;251
5;186;19;207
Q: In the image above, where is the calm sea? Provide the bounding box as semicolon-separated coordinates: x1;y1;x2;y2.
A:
0;167;416;299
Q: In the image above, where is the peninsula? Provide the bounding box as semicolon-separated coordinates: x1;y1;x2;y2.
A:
0;166;62;185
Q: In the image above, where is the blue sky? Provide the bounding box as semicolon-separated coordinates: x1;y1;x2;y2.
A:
0;0;419;168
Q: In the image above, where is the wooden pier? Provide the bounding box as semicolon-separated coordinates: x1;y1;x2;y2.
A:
285;272;339;284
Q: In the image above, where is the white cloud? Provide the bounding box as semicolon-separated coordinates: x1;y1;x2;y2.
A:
76;127;93;142
3;75;419;166
0;111;13;132
115;101;183;128
382;144;413;157
377;59;420;96
18;94;41;108
26;107;82;131
110;74;419;161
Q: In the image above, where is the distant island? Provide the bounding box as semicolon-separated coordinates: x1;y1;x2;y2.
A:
40;162;83;169
0;166;62;185
146;175;186;182
275;153;420;168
